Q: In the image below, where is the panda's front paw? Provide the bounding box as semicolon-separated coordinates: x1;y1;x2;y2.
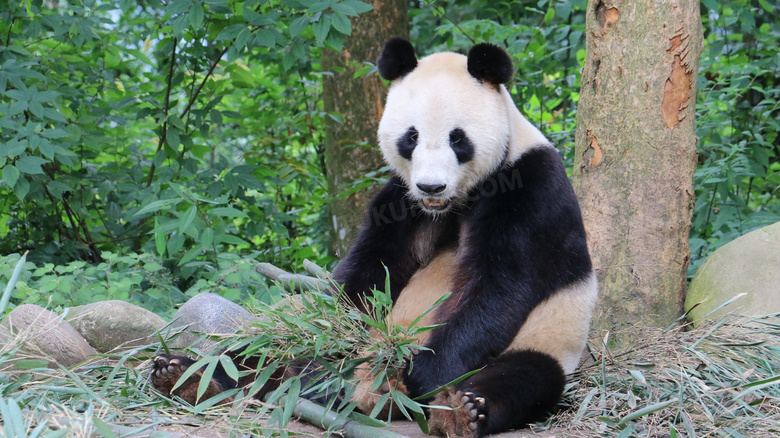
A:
428;387;489;438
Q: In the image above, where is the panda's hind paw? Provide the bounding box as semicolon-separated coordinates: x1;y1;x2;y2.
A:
461;391;488;434
428;388;488;438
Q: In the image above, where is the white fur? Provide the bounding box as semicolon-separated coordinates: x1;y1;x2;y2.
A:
378;51;549;210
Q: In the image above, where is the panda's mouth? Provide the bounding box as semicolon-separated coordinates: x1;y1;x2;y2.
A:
421;197;450;211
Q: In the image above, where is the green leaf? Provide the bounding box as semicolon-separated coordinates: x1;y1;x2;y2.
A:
172;14;188;36
179;247;201;265
13;177;30;200
15;156;48;175
134;198;182;217
217;234;249;245
155;217;166;256
313;15;331;42
201;227;214;249
41;128;70;139
189;3;204;27
166;127;181;149
219;354;240;381
197;359;219;400
757;0;773;12
92;417;118;438
331;3;356;15
208;206;248;218
330;13;351;36
216;24;245;40
342;0;373;14
179;205;198;234
617;398;678;426
1;139;27;157
289;16;309;37
2;165;20;187
9;359;49;369
167;233;185;255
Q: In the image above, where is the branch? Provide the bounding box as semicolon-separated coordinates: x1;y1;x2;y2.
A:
180;45;230;120
255;261;336;293
146;37;178;187
5;17;14;47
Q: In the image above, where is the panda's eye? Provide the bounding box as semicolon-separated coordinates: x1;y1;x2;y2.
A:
449;128;474;164
397;126;418;160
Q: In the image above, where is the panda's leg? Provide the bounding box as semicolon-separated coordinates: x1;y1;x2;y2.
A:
427;350;565;438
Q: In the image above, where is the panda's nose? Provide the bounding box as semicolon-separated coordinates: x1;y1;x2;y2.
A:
417;183;446;195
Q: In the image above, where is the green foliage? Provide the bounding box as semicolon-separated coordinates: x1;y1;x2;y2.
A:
0;0;777;307
0;0;373;307
0;251;278;317
690;0;780;276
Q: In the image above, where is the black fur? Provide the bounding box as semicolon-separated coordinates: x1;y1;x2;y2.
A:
449;128;474;164
377;38;418;81
331;174;462;309
397;127;418;160
333;175;422;308
467;43;514;85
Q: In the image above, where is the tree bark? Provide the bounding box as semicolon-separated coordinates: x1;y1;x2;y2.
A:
571;0;702;330
322;1;408;258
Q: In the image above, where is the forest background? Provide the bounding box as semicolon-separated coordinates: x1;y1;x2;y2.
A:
0;0;778;318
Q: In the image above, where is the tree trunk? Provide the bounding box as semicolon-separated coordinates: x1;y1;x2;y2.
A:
571;0;702;330
322;1;408;258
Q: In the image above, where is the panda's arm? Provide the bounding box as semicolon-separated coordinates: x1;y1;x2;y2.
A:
331;176;422;312
404;146;594;397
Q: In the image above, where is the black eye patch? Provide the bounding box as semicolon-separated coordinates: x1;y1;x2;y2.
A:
449;128;474;164
397;126;418;160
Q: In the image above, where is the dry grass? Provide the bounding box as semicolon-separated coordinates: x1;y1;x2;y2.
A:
1;306;778;437
539;313;780;438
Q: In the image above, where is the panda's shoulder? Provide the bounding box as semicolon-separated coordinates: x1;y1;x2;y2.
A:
500;143;570;191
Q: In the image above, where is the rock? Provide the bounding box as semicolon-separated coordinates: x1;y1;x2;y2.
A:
686;221;780;323
65;300;167;352
0;304;96;367
170;293;259;353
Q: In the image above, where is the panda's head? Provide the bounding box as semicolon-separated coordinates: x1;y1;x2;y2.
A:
376;38;546;215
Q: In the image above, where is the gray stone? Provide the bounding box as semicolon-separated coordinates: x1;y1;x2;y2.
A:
1;304;96;367
65;300;167;352
170;293;259;353
686;221;780;323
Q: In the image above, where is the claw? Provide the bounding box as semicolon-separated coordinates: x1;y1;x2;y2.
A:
476;397;485;406
478;414;485;421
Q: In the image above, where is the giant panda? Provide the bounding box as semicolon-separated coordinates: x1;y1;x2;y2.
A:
150;38;596;438
330;38;597;437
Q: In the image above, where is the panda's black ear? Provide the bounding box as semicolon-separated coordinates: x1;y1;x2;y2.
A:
377;38;418;81
467;43;514;85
